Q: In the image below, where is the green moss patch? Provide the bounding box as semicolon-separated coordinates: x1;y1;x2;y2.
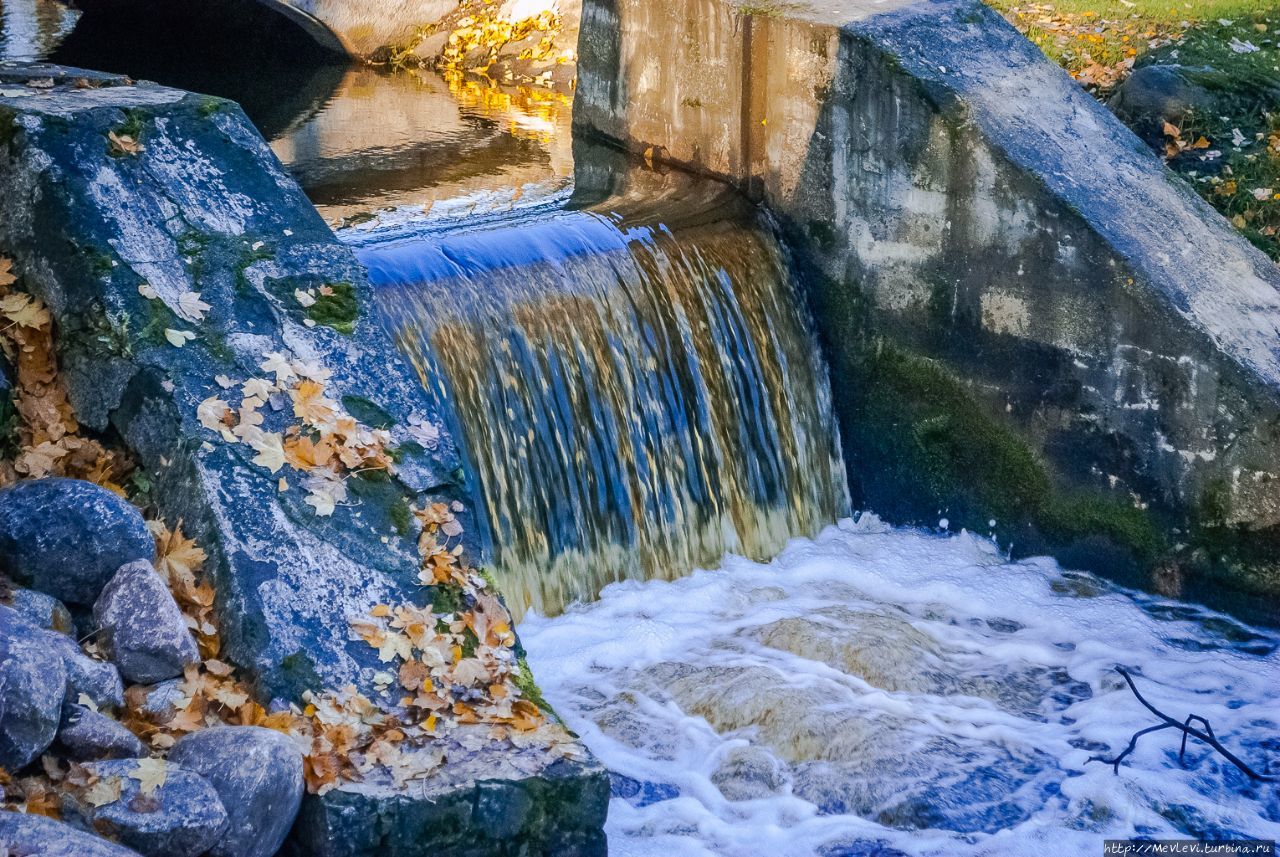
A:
851;342;1165;562
341;395;395;430
308;281;359;334
514;657;561;720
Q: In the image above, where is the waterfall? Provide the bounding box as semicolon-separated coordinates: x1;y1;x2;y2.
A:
359;183;849;617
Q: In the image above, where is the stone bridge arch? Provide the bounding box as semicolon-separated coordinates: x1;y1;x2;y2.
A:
244;0;349;55
221;0;460;56
67;0;459;58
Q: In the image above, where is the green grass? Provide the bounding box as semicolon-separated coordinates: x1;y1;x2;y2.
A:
990;0;1280;259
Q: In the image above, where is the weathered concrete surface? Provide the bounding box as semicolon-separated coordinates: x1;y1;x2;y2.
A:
576;0;1280;619
0;63;606;852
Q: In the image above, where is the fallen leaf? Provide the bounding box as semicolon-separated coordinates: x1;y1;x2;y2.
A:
176;291;212;323
129;758;167;797
83;776;123;807
250;432;286;473
108;131;143;156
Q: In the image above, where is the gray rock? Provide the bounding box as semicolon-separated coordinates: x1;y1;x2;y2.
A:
0;811;143;856
711;746;789;801
0;71;465;704
0;67;604;856
2;585;74;633
56;703;148;760
291;752;610;857
1108;64;1218;131
68;760;229;857
0;604;67;770
169;727;304;857
0;478;154;605
93;560;199;684
45;630;126;711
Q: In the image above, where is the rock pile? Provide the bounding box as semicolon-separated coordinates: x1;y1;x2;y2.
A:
0;478;305;857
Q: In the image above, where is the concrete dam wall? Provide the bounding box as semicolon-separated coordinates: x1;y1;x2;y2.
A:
575;0;1280;619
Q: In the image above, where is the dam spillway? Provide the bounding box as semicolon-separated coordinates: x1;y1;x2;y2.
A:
359;178;850;617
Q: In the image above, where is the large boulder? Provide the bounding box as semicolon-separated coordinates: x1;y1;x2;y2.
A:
0;64;605;855
56;703;148;761
66;760;229;857
93;560;199;684
0;478;154;605
0;811;143;856
0;604;67;769
169;726;304;857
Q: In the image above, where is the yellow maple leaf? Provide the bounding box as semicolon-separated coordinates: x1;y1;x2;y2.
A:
291;379;337;427
83;776;122;807
153;521;206;589
210;684;250;710
250;432;286;473
0;293;51;329
129;758;167;796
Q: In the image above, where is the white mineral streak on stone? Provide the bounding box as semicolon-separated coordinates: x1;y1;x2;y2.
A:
145;118;253;236
200;457;396;687
6;85;182;118
211;111;298;193
87;166;193;309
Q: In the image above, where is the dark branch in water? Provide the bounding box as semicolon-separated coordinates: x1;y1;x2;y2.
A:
1087;667;1276;782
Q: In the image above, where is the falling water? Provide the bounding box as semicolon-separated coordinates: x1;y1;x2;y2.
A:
359;179;849;617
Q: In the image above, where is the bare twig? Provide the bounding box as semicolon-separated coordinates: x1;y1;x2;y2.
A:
1085;670;1274;782
1087;666;1276;782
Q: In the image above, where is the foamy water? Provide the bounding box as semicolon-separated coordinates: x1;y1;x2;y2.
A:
519;515;1280;856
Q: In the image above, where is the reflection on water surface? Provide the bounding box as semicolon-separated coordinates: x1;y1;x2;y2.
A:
1;0;572;223
274;69;573;226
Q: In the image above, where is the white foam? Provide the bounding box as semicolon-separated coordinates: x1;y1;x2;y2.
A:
520;515;1280;856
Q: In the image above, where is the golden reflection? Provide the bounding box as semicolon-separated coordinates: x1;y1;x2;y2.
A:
269;67;573;225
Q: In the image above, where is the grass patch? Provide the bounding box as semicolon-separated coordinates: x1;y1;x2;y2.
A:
990;0;1280;258
735;1;809;17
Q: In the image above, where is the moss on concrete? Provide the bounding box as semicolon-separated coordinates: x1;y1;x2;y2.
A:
851;341;1166;562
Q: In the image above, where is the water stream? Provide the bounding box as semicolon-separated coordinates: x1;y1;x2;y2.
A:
1;0;572;225
522;517;1280;856
360;171;849;617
